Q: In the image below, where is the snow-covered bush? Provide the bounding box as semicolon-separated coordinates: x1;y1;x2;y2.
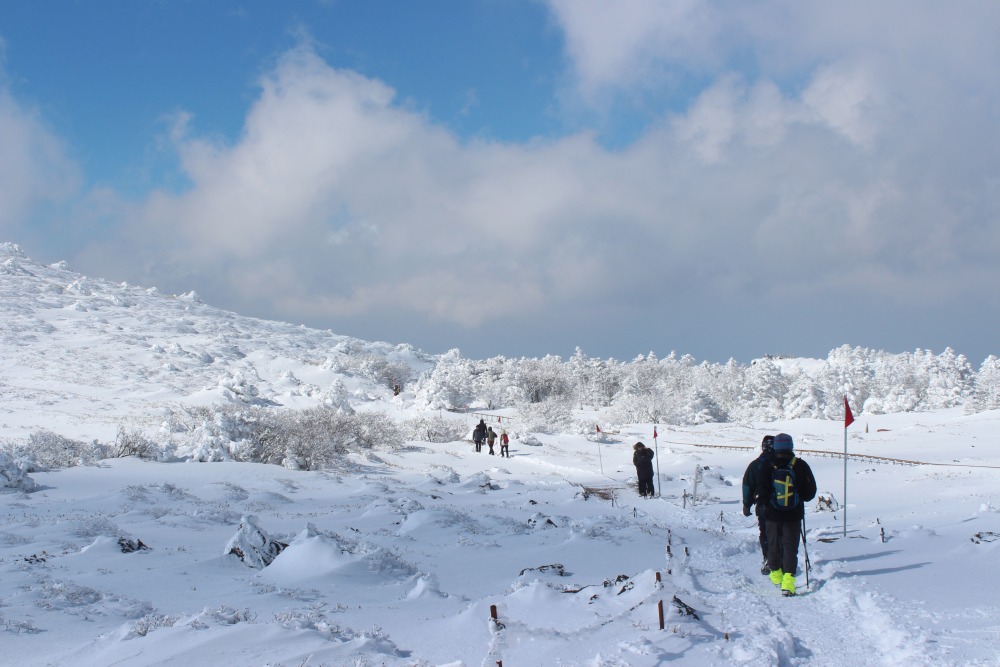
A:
400;413;469;443
1;430;111;471
0;450;37;492
111;426;158;459
165;404;403;469
345;411;404;451
163;404;285;463
323;352;415;390
516;397;572;434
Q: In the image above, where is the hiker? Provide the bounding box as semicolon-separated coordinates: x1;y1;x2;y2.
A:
755;432;817;597
742;435;775;575
473;419;487;453
486;426;497;455
632;442;655;498
499;428;510;458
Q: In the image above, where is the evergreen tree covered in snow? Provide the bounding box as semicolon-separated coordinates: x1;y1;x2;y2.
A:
972;355;1000;411
406;345;997;428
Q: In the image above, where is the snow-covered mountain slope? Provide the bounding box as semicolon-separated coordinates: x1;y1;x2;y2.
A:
1;242;434;442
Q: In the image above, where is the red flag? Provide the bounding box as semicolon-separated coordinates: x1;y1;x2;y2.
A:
653;426;658;439
498;416;501;423
844;396;855;428
596;424;601;433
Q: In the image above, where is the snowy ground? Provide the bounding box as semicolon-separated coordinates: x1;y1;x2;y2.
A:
3;411;1000;666
3;242;1000;665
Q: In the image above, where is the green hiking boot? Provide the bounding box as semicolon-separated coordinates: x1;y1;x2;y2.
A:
781;572;796;596
769;569;784;586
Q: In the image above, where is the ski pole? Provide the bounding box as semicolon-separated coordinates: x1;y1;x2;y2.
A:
801;515;811;589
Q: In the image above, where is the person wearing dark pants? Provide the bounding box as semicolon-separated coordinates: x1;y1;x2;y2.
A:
473;420;486;453
742;435;775;574
632;442;655;497
755;433;817;596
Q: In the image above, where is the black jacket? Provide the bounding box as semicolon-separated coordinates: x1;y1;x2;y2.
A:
754;452;817;522
633;448;655;480
741;452;769;515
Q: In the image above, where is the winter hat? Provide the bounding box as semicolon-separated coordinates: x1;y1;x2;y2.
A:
761;435;775;452
773;433;794;452
633;442;645;450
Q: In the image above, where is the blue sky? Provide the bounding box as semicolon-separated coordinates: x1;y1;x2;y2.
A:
2;1;999;367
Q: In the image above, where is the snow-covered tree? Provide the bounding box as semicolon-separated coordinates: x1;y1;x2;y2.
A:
972;355;1000;411
413;349;475;410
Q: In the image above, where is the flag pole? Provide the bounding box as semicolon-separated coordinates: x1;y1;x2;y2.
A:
596;425;604;475
843;395;854;537
843;417;848;537
653;426;661;497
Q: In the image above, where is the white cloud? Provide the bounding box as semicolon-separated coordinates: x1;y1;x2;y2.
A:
68;23;992;343
546;0;718;99
801;63;880;149
0;87;80;238
7;3;998;362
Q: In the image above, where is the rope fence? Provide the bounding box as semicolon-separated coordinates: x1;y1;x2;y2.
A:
665;440;1000;470
445;408;515;424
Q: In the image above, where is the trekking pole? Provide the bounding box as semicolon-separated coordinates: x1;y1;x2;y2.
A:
801;515;811;589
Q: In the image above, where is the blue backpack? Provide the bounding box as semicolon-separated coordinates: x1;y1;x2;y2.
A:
770;457;800;511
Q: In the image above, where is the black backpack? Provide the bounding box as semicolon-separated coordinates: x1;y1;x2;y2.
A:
769;457;800;511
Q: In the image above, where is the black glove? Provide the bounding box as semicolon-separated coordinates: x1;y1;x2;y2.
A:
742;505;752;517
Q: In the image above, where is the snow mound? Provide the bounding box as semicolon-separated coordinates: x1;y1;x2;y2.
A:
224;515;287;568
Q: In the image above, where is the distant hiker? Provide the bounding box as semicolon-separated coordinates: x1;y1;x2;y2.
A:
486;426;497;455
393;384;401;396
743;435;775;575
755;433;817;597
499;428;510;458
632;442;655;497
473;419;487;453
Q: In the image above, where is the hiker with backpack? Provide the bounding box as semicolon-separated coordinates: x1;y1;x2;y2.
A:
742;434;775;575
499;428;510;457
486;426;498;455
473;419;487;453
632;442;655;498
755;432;817;597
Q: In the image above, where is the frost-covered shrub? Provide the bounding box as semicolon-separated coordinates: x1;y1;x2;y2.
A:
280;406;350;470
516;398;572;434
2;429;110;471
400;413;469;443
163;404;287;464
345;411;404;451
165;404;402;470
112;426;158;459
323;352;415;390
0;450;37;492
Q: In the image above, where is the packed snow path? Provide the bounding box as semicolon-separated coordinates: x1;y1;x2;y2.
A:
640;501;935;666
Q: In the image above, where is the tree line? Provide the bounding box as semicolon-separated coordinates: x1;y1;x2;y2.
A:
411;345;999;425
